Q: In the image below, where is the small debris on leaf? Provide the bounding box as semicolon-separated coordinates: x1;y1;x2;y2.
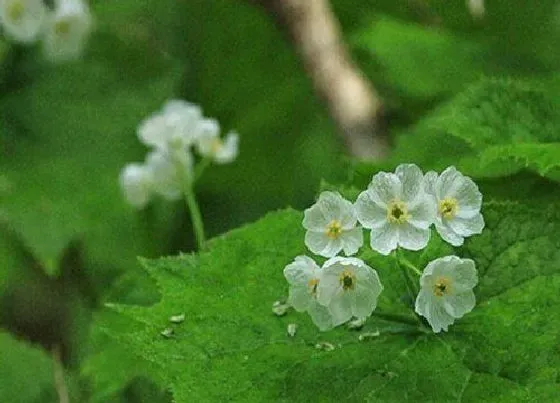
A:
358;330;380;342
272;300;290;316
287;323;297;337
160;327;175;338
315;342;335;352
169;313;185;324
347;316;367;330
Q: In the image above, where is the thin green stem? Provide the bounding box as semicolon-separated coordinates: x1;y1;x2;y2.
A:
394;249;417;302
371;310;421;327
399;256;422;276
183;185;206;250
193;158;212;182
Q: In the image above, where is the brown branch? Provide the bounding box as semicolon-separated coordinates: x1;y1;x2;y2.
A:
249;0;389;159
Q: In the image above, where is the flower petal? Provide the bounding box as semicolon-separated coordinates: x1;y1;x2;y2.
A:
287;286;311;312
355;190;387;230
425;298;455;332
307;300;334;331
436;166;462;200
328;291;353;326
367;172;401;205
449;176;482;218
283;255;318;285
305;231;342;258
397;223;430;251
449;258;478;292
341;227;363;256
317;192;345;222
423;171;438;196
448;214;484;237
434;221;465;246
303;204;328;231
215;131;239;164
395;164;423;203
443;292;475;318
408;197;436;229
369;224;398;255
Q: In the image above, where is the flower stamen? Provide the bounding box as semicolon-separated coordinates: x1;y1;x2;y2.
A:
433;276;452;297
307;278;319;296
8;1;24;22
439;197;458;220
339;268;356;291
325;219;343;239
387;200;409;224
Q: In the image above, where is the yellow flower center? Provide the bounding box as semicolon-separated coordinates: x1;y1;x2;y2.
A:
387;200;409;224
8;1;24;22
439;197;458;220
325;219;342;239
433;276;452;297
54;20;71;36
210;138;223;154
339;268;356;291
307;278;319;296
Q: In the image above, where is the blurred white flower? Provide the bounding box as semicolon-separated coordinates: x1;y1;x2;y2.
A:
355;164;436;255
146;149;192;201
138;100;203;152
283;256;334;331
42;0;92;62
119;163;153;209
303;191;363;258
317;257;383;327
0;0;46;43
424;167;484;247
467;0;485;19
195;118;239;164
415;256;478;333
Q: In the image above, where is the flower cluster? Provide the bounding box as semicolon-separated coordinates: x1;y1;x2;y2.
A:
119;99;239;209
0;0;93;62
283;164;483;333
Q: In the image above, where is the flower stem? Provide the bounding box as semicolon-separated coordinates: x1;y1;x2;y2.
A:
394;249;419;301
371;310;421;327
399;256;422;276
183;184;206;250
193;158;212;182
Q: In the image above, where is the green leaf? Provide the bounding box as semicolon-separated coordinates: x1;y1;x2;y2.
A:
0;331;54;402
96;201;559;401
382;78;560;184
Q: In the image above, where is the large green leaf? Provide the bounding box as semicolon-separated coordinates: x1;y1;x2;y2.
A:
95;199;559;401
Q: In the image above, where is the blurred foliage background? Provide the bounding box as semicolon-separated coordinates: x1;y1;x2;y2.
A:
1;0;560;401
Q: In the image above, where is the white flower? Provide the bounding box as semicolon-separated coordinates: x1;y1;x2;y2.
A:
119;163;153;209
145;149;192;201
424;166;484;246
415;256;478;333
0;0;46;43
303;191;363;258
467;0;485;19
355;164;436;255
316;257;383;327
195;119;238;164
283;256;333;331
138;100;202;151
42;0;93;62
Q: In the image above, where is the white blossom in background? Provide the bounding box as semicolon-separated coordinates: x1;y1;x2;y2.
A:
467;0;485;19
195;118;239;164
0;0;46;43
317;257;383;327
415;256;478;333
355;164;436;255
303;191;363;258
138;100;203;152
146;150;192;201
283;256;334;331
42;0;93;62
119;163;153;209
424;166;484;247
